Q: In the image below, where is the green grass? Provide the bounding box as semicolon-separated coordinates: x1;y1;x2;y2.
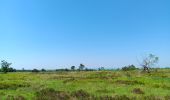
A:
0;69;170;100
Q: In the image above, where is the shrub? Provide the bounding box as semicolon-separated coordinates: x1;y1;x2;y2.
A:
32;69;39;73
122;65;137;71
132;88;144;94
71;89;90;99
8;67;16;72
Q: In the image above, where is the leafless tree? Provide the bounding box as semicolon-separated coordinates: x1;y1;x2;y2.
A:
139;54;159;73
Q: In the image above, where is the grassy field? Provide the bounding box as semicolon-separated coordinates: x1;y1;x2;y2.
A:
0;69;170;100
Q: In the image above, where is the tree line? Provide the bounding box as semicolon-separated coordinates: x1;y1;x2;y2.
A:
0;54;160;73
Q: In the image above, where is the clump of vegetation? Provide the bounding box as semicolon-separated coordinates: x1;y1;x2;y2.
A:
36;88;132;100
78;64;85;71
71;66;76;71
122;65;137;71
41;69;46;72
139;54;159;73
71;89;91;99
36;88;71;100
0;60;16;73
32;69;39;73
98;67;105;71
132;88;144;94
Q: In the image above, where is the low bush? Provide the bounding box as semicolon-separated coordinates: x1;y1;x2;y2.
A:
32;69;39;73
132;88;144;94
122;65;137;71
71;89;91;99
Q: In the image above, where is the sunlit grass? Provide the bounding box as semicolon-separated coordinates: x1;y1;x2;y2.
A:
0;69;170;99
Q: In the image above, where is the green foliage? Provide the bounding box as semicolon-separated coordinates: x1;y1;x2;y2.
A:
122;65;137;71
79;64;85;71
71;66;75;71
71;89;91;99
32;69;39;73
98;67;105;71
41;69;46;72
1;60;13;73
132;88;144;94
8;67;16;72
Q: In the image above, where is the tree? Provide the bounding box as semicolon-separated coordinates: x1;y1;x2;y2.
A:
98;67;105;71
1;60;12;73
71;66;75;71
140;54;159;73
32;69;39;73
79;64;85;71
22;68;25;72
8;67;16;72
122;65;137;71
41;68;46;72
65;68;69;71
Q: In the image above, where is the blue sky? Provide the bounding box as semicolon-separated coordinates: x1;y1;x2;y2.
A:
0;0;170;69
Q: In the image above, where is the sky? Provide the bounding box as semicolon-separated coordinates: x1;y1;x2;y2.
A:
0;0;170;69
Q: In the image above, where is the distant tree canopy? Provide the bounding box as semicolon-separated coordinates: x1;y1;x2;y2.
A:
71;66;76;71
41;69;46;72
78;64;85;71
122;65;137;71
0;60;15;73
98;67;105;71
32;69;39;73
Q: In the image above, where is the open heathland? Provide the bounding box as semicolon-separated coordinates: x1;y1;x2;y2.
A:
0;69;170;100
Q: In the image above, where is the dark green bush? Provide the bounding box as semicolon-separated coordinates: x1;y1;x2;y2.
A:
32;69;39;73
71;89;90;99
122;65;137;71
132;88;144;94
